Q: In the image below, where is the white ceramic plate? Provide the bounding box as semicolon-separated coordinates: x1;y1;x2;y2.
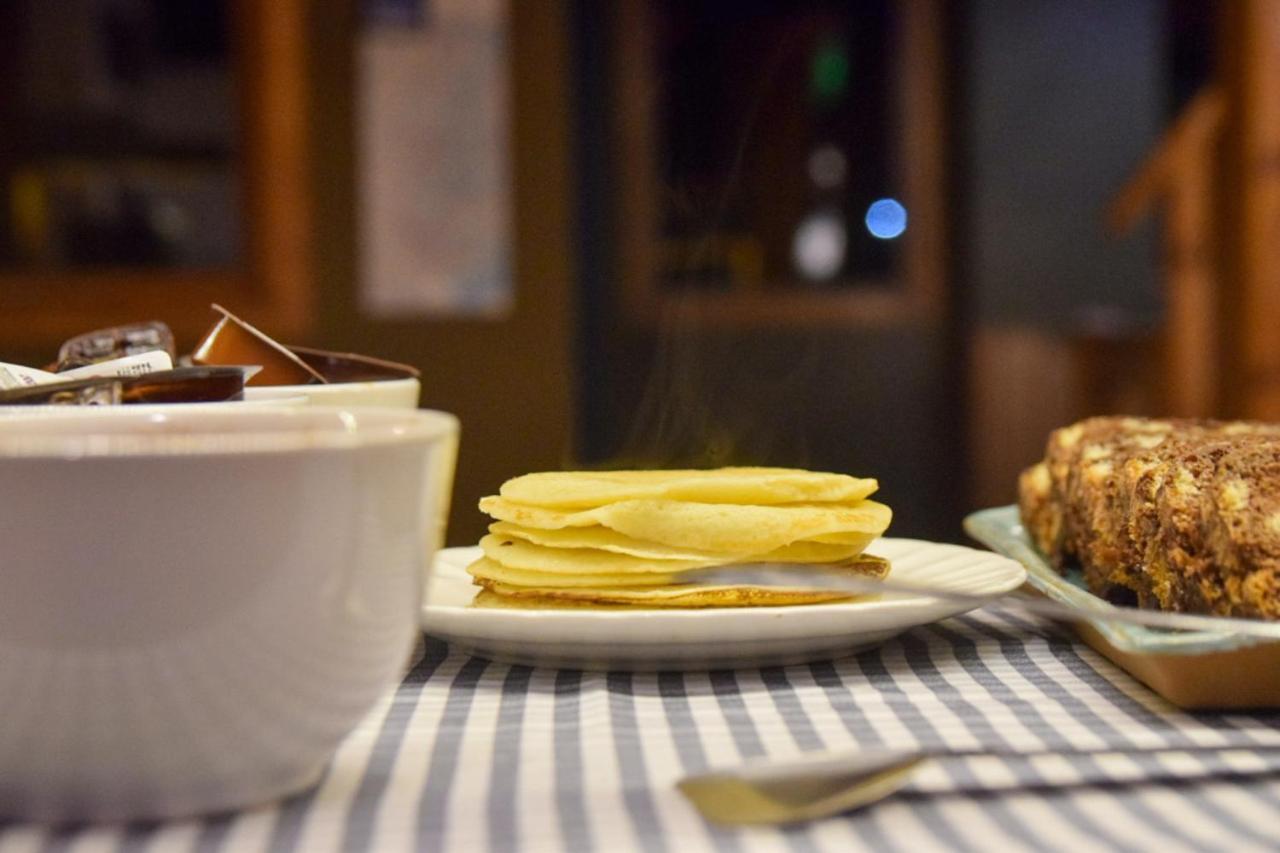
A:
420;538;1027;670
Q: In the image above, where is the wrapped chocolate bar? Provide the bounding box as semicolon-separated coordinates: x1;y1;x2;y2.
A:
0;367;253;406
55;321;176;371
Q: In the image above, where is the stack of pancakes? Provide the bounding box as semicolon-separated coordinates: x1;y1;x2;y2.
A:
467;467;893;608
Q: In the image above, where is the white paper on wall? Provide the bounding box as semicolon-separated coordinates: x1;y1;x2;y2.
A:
357;0;513;319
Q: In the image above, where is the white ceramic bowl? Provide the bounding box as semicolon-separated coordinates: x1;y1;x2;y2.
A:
0;406;458;822
245;378;457;554
242;376;421;409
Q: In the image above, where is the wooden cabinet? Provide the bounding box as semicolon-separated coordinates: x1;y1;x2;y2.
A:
609;0;946;330
0;0;314;355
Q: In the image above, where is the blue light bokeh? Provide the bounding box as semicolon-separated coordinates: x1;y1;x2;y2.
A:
864;198;907;239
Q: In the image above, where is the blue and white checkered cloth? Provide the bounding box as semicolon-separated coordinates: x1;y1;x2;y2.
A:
6;611;1280;852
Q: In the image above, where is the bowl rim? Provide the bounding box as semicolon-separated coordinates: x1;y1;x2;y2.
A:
0;406;458;458
242;375;422;395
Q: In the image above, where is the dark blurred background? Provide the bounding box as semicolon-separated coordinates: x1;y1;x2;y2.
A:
1;0;1270;545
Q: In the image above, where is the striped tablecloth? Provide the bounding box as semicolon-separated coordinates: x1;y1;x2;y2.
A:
5;611;1280;853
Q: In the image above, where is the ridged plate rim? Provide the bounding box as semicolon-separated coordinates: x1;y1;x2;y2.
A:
963;505;1269;655
419;538;1026;668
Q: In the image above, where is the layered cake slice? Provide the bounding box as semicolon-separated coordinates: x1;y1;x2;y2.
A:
1018;416;1280;618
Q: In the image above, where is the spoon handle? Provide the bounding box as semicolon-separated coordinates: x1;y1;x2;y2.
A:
679;744;1280;826
685;564;1280;640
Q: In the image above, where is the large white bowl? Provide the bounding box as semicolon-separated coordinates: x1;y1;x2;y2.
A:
244;377;457;554
0;394;309;416
0;406;458;822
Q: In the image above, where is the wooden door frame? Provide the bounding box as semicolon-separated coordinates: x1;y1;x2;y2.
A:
610;0;948;330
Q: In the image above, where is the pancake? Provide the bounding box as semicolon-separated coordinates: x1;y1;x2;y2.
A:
471;554;891;608
467;557;679;587
479;534;709;574
499;467;878;509
488;521;731;560
486;525;871;565
478;497;892;554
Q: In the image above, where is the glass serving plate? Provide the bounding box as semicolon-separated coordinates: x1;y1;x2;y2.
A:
964;505;1280;709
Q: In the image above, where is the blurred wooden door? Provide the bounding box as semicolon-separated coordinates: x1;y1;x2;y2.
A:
1102;0;1280;422
963;1;1167;509
969;0;1280;509
1218;0;1280;420
575;1;963;540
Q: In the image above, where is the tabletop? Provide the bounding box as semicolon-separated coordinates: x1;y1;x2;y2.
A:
4;610;1280;853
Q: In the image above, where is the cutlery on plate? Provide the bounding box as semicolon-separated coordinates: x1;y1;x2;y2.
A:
678;744;1280;826
683;563;1280;640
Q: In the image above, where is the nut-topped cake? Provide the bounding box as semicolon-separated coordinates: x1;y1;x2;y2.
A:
1018;416;1280;619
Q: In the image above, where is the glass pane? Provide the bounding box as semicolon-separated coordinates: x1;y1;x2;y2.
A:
653;0;902;291
0;0;241;270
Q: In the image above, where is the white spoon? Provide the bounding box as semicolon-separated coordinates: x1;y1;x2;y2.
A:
684;563;1280;640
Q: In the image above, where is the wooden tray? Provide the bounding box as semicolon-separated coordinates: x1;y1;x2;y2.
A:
964;505;1280;710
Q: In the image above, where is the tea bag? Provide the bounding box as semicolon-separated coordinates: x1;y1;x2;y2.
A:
191;305;326;386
